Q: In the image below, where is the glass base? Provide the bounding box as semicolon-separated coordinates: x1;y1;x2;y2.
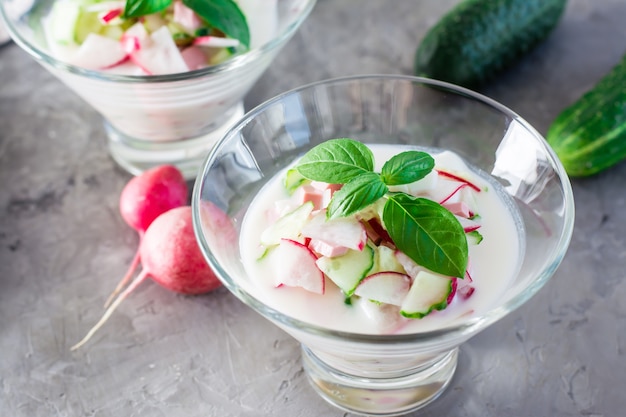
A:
105;103;245;179
302;346;458;416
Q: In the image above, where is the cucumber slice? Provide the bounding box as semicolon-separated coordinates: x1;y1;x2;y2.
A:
74;8;104;44
400;271;453;319
354;271;411;306
316;245;374;296
466;230;483;245
369;245;406;275
260;201;313;246
49;1;83;45
284;168;309;195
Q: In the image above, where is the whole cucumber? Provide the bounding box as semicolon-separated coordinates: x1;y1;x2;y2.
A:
414;0;568;88
547;53;626;177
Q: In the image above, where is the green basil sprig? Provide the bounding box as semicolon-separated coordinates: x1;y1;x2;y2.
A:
123;0;250;49
295;138;468;278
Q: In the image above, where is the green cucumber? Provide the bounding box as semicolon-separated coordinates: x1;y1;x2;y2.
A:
368;245;406;275
49;1;83;45
547;53;626;177
316;245;375;296
400;271;453;319
283;168;309;195
414;0;567;88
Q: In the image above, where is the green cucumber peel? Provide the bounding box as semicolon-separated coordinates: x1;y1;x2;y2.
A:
294;138;468;278
123;0;250;48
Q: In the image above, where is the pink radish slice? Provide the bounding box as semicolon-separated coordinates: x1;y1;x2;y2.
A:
308;238;349;258
104;165;188;308
193;36;241;48
394;250;425;279
358;299;409;334
71;206;221;350
99;7;122;24
68;33;128;70
130;26;189;75
173;0;204;33
271;239;325;294
354;272;411;306
181;46;208;71
439;183;469;205
302;211;367;251
447;278;458;304
436;169;481;192
457;286;475;300
455;215;481;233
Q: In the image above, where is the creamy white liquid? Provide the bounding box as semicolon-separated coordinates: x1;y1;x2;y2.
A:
37;1;280;142
240;145;524;334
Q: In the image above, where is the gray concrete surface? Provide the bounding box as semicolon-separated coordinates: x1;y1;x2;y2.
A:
1;0;626;416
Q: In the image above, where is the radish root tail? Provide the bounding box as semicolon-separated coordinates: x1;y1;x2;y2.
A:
104;251;141;308
71;270;149;351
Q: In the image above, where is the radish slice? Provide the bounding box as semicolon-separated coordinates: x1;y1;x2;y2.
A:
308;238;349;258
181;45;209;70
99;8;122;24
302;211;367;251
357;299;409;334
68;33;128;69
354;272;411;306
173;0;204;33
129;26;189;75
456;215;481;233
194;36;241;48
394;250;426;279
436;169;481;192
261;201;314;246
271;239;324;294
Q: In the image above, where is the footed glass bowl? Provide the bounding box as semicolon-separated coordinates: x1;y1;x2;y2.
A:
192;75;575;416
0;0;316;178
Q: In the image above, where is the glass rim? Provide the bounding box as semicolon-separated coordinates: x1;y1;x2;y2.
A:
192;74;576;345
0;0;317;83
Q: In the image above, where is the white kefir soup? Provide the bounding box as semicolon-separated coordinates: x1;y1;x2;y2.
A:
239;144;524;334
35;0;279;142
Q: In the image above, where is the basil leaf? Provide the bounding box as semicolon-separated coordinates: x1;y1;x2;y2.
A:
383;194;468;277
124;0;171;18
327;172;388;219
183;0;250;49
296;139;374;183
381;151;434;185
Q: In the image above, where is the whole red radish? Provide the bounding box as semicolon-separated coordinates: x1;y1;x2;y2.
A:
140;206;222;294
119;164;188;233
71;206;221;351
105;165;188;307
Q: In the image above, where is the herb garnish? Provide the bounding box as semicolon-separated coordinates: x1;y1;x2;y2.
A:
123;0;250;49
295;138;468;278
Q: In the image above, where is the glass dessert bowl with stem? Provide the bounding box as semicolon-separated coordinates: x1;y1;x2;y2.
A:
0;0;316;178
192;75;575;416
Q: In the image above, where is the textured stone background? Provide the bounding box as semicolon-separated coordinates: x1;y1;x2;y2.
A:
1;0;626;416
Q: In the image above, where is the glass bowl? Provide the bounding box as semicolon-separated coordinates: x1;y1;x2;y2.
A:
0;0;316;178
192;75;575;416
